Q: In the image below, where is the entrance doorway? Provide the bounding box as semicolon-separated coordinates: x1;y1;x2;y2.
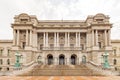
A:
47;54;53;65
71;54;77;65
59;54;65;65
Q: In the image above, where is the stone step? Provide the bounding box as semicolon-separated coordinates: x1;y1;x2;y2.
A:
20;64;102;76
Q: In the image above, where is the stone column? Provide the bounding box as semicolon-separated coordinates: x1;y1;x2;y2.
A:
78;32;80;47
76;32;78;47
29;30;32;46
108;30;111;46
57;32;59;47
65;32;67;47
86;33;88;48
95;30;98;46
54;32;56;47
17;30;19;46
104;30;107;46
54;57;58;65
68;32;70;47
46;32;48;47
43;32;46;47
92;30;94;46
26;30;28;46
13;30;16;45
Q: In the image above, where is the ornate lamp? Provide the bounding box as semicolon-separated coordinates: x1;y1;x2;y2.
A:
102;51;110;69
15;51;22;67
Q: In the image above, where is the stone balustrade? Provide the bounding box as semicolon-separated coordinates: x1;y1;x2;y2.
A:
42;47;81;50
86;61;119;76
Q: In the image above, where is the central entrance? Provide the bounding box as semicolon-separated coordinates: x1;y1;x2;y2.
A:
71;54;77;65
59;54;65;65
47;54;53;65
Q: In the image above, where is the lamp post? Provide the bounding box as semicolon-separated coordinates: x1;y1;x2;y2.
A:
37;51;42;64
15;51;22;68
102;51;110;69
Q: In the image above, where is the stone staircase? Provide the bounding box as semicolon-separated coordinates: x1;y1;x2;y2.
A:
20;63;102;76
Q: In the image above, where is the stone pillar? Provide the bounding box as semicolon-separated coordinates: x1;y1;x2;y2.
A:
76;32;78;47
65;32;67;47
92;30;94;46
104;30;107;46
86;33;88;48
57;32;59;47
43;32;46;47
13;30;16;45
26;30;28;46
46;32;48;47
54;32;56;47
68;32;70;47
54;57;57;65
108;30;111;46
17;30;19;46
67;57;70;65
95;30;98;46
29;30;32;46
78;32;80;47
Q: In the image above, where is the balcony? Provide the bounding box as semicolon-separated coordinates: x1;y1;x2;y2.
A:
42;47;81;51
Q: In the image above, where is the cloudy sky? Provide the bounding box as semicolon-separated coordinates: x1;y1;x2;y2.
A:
0;0;120;39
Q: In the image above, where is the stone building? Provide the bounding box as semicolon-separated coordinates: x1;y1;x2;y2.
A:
0;13;119;73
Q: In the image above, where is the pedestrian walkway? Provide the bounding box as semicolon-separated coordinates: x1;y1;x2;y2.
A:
0;76;120;80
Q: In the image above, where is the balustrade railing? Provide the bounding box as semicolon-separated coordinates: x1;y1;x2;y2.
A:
86;61;119;76
42;47;81;50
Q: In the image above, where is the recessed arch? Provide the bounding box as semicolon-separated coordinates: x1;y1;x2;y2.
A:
71;54;77;65
59;54;65;65
47;54;53;65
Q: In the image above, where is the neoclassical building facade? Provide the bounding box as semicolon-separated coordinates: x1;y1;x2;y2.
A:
0;13;119;72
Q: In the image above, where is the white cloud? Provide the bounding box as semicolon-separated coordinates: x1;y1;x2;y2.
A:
0;0;120;39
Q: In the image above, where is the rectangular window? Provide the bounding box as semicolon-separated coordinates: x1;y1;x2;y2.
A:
0;50;3;56
7;49;10;56
23;42;26;49
114;49;116;56
98;42;102;49
21;19;28;22
7;59;10;65
0;59;3;65
40;44;43;50
81;44;84;50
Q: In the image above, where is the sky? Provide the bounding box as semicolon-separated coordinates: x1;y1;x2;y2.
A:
0;0;120;40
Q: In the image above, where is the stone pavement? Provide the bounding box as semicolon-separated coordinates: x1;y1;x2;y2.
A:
0;76;120;80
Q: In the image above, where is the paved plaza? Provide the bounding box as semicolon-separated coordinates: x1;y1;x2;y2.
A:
0;76;120;80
